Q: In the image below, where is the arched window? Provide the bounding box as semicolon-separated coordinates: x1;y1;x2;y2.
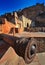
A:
27;23;29;27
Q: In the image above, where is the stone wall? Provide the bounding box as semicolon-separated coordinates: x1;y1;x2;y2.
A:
36;38;45;53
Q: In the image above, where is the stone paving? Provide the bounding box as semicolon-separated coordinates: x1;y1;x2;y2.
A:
0;47;45;65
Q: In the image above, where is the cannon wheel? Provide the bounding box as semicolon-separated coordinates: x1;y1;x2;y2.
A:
25;38;37;64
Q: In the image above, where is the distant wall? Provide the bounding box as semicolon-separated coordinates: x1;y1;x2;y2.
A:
2;18;15;33
22;15;32;28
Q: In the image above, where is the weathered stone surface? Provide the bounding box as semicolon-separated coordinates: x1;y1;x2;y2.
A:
0;47;45;65
36;38;45;53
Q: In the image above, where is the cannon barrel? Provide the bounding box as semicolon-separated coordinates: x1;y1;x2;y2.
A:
0;34;37;64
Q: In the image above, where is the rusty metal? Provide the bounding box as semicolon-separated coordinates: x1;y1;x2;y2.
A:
0;34;37;64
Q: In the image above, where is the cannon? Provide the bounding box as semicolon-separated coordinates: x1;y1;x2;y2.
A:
0;34;37;64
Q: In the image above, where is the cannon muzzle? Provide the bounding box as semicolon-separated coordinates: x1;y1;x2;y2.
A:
14;38;37;64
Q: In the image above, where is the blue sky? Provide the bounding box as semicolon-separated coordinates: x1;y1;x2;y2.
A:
0;0;45;15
